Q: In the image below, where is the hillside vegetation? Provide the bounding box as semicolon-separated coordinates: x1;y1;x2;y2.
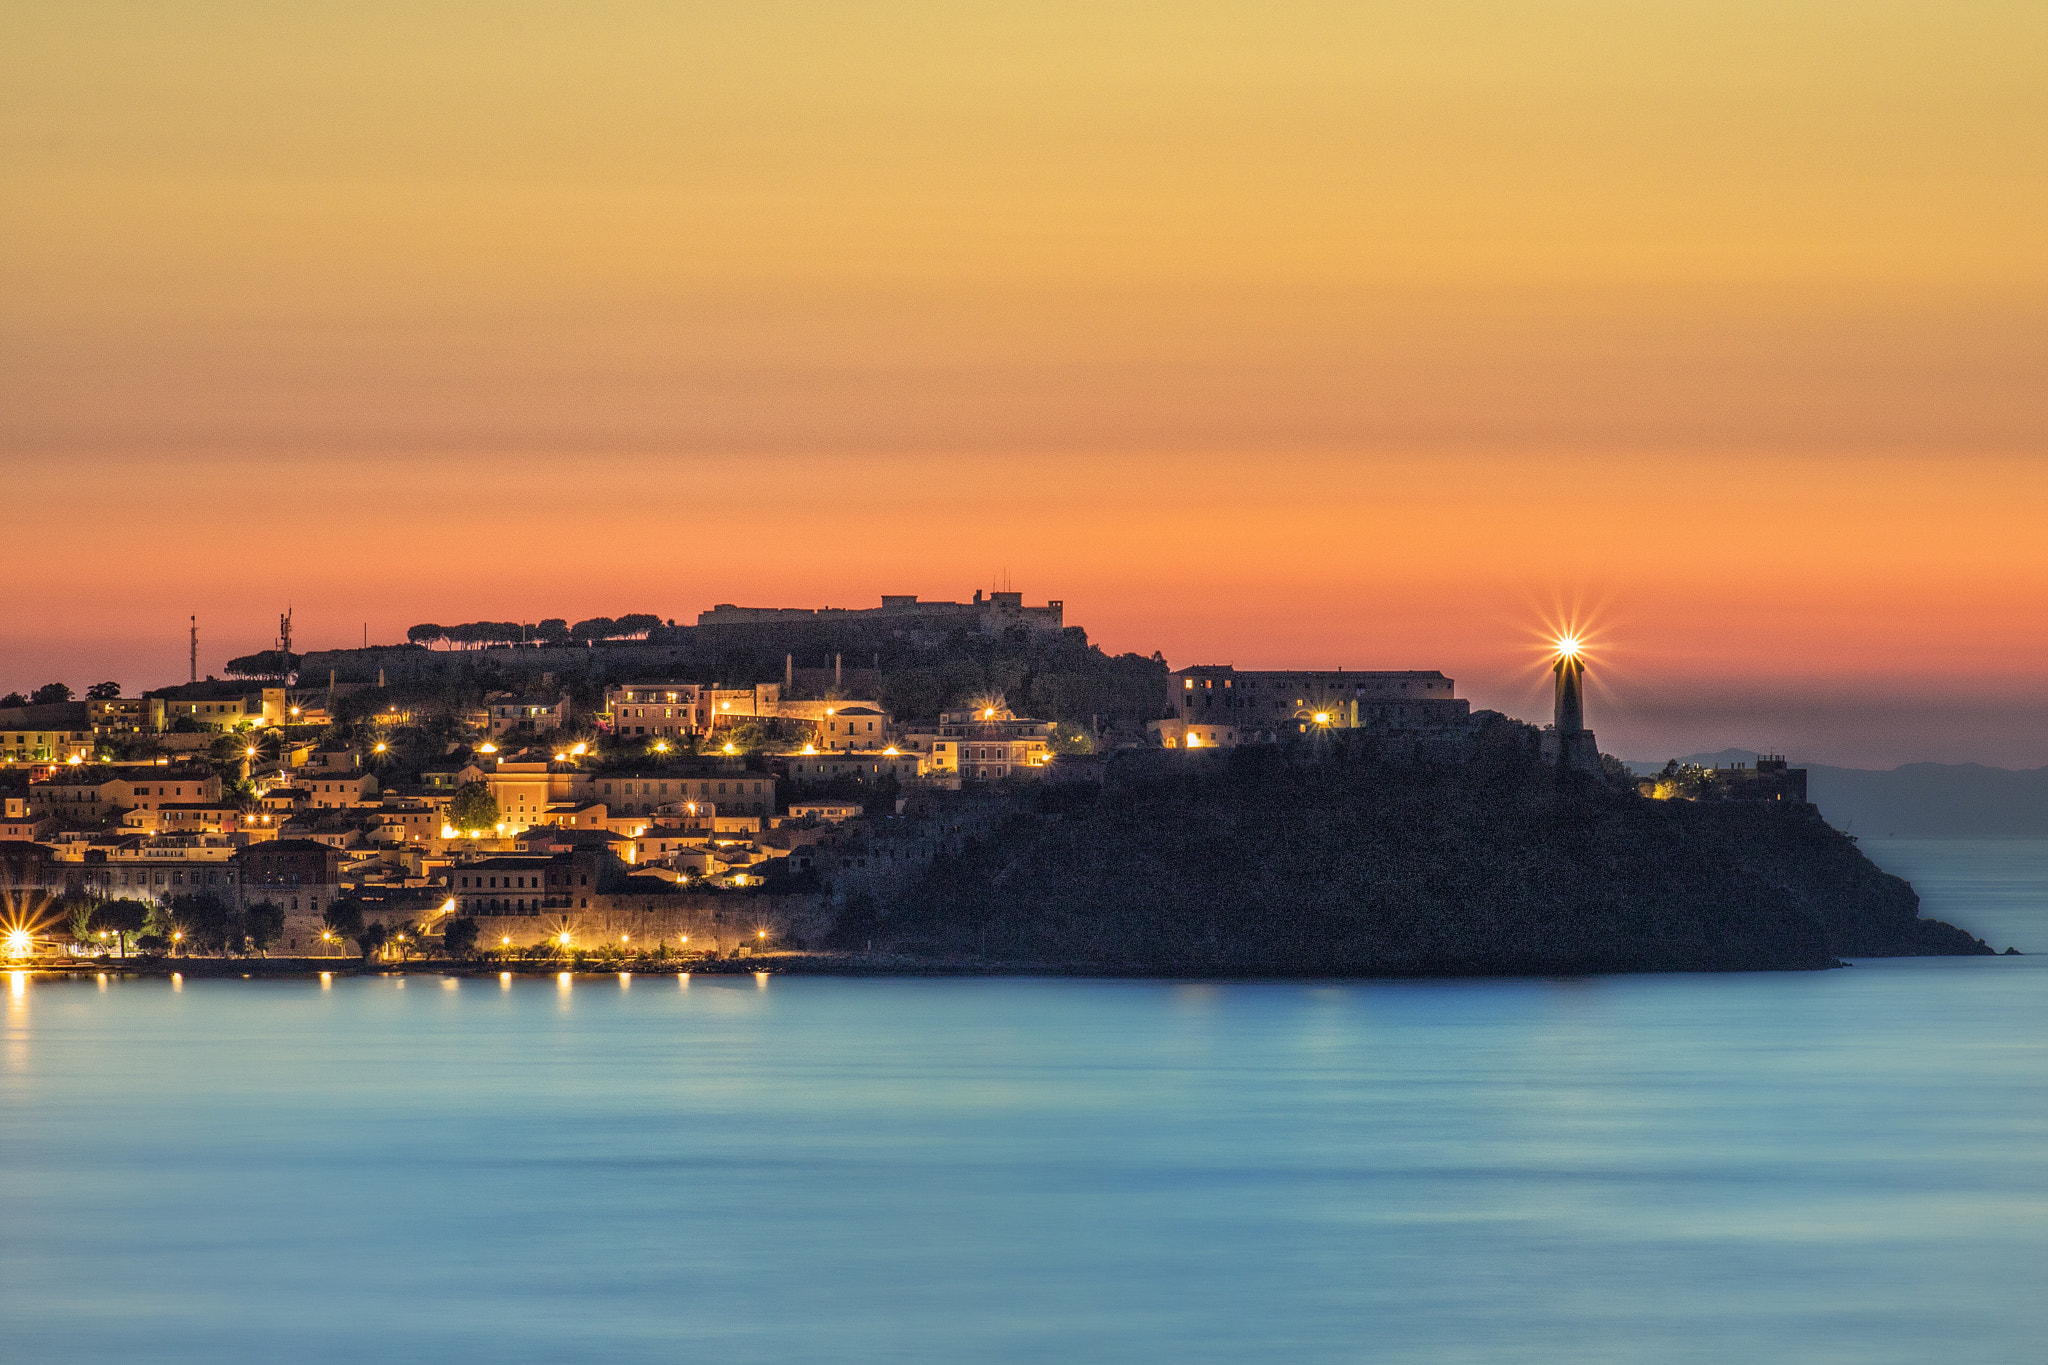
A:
882;734;1990;975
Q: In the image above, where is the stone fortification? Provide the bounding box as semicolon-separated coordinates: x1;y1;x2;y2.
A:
471;892;833;954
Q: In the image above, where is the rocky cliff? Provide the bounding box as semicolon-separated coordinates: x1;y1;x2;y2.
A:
876;736;1991;975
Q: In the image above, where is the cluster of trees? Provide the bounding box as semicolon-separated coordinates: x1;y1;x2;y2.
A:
405;615;663;648
61;894;485;963
321;898;479;961
62;894;287;957
448;782;501;832
0;681;117;707
224;650;298;678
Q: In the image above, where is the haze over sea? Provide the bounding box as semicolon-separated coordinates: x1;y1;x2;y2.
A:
3;842;2043;1364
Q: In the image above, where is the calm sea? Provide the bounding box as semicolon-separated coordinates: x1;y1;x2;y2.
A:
3;842;2043;1364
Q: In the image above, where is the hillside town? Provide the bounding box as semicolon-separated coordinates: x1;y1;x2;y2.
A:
1;590;1793;964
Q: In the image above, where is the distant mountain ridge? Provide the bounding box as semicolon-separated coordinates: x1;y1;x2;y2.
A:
1625;750;2048;839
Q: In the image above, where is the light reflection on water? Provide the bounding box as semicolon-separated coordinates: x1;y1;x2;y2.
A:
1;965;2044;1362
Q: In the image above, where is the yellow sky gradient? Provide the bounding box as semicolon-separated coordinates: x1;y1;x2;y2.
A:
2;3;2043;763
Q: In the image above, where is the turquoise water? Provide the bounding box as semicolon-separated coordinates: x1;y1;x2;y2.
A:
2;843;2044;1363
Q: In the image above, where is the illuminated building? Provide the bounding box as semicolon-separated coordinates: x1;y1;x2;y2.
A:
909;705;1054;779
605;683;708;737
1159;666;1472;748
484;692;571;738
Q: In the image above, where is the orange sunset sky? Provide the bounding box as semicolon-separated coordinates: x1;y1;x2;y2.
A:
3;3;2044;766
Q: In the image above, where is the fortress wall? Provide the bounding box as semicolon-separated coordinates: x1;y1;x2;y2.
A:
472;892;833;953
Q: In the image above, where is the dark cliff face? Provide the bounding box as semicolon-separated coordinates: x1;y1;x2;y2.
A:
880;742;1991;975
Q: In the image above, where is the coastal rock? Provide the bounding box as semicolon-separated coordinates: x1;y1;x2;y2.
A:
880;739;1991;975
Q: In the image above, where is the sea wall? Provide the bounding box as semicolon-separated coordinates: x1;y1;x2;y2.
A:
471;893;833;953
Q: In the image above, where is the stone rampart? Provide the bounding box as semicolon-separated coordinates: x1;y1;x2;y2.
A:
471;892;832;953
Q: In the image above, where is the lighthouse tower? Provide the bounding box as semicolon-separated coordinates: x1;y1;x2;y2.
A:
1544;639;1602;773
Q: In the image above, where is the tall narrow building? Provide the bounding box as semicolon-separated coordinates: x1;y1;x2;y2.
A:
1554;649;1585;735
1544;640;1603;773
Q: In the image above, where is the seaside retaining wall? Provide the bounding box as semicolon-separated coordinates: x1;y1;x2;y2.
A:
267;892;831;958
471;893;834;954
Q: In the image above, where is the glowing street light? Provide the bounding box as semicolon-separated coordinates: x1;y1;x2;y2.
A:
6;928;34;957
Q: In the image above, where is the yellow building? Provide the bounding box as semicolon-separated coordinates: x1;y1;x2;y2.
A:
0;701;96;763
150;686;291;730
30;765;223;819
605;683;708;738
804;702;890;750
482;758;588;830
914;705;1054;779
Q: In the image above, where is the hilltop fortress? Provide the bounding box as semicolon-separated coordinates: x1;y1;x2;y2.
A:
698;591;1064;637
290;590;1072;689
